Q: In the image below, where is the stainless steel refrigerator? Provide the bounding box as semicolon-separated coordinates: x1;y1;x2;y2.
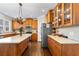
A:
41;23;52;48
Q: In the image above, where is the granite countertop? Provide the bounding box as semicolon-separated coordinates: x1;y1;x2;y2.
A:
0;34;32;43
48;35;79;44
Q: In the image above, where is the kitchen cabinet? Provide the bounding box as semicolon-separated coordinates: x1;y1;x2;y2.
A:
72;3;79;25
48;37;61;56
24;18;38;29
53;5;58;28
25;18;33;26
32;20;38;29
31;33;37;42
12;18;38;32
58;3;64;27
63;3;73;26
12;20;21;30
48;37;79;56
45;10;54;24
52;3;79;27
0;35;30;56
18;37;29;55
63;3;79;26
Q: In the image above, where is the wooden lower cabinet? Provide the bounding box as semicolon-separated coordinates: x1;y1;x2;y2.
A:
48;37;79;56
17;38;29;55
31;33;37;42
48;37;61;56
0;37;30;56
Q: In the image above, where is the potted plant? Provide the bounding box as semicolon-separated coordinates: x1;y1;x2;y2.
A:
19;27;23;36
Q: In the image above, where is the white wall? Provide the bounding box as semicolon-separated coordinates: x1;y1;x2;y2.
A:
37;15;45;41
58;26;79;41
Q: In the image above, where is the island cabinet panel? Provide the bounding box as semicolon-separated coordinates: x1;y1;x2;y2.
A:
18;38;29;55
0;44;17;56
0;37;30;56
48;37;79;56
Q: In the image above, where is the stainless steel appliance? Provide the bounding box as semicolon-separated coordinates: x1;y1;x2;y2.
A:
41;23;52;48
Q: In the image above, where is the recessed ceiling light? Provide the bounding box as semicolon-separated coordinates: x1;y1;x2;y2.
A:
42;9;45;13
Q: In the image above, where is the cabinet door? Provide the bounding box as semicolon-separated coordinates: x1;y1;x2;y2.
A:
58;3;64;27
18;39;28;55
53;6;58;28
48;37;54;55
25;18;32;26
32;20;38;29
73;3;79;25
64;3;73;26
12;20;20;30
48;37;62;56
31;33;37;42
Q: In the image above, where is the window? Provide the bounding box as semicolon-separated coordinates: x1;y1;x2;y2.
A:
5;21;9;32
0;19;3;34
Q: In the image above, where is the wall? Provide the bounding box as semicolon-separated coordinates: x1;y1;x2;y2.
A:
58;26;79;41
37;15;45;41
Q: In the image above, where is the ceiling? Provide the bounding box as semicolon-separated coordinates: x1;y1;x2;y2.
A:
0;3;56;18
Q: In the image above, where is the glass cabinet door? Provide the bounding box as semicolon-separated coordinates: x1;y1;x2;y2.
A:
53;6;58;28
64;3;72;26
58;3;63;27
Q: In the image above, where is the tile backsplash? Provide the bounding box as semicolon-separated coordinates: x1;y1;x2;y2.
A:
58;26;79;41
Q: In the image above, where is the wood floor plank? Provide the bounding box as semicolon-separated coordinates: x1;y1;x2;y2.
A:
22;42;51;56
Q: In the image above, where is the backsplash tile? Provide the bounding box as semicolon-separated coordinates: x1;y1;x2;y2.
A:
58;26;79;41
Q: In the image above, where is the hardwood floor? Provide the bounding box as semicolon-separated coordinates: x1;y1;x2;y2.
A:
22;41;51;56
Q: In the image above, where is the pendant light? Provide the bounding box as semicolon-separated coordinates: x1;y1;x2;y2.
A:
17;3;23;24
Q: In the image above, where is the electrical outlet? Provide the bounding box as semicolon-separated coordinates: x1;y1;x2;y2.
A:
69;31;74;36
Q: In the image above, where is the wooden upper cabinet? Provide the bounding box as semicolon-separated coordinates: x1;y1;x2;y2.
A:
52;3;79;28
63;3;73;26
12;20;21;30
58;3;64;27
63;3;79;26
24;18;38;29
32;20;38;29
53;5;58;28
25;18;33;26
45;10;54;24
72;3;79;25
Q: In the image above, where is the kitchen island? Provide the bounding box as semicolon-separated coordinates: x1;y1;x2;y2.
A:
48;35;79;56
0;34;32;56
